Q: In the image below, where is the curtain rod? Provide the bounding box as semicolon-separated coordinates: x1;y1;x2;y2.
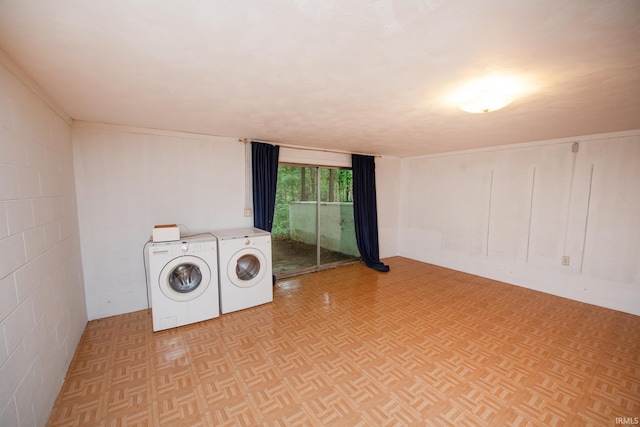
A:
239;138;381;158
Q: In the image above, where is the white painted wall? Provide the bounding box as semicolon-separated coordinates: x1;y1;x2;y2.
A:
398;132;640;315
0;53;86;427
72;123;251;320
376;156;401;259
279;146;352;168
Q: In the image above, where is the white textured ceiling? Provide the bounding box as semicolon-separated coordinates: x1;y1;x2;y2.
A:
0;0;639;157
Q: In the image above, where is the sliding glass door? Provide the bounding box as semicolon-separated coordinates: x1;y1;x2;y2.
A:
272;165;359;277
272;165;318;274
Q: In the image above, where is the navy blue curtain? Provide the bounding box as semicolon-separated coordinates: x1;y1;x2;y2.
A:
352;154;390;272
252;141;280;232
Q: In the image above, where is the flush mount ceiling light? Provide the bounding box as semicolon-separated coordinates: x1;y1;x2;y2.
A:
445;74;533;114
459;89;513;113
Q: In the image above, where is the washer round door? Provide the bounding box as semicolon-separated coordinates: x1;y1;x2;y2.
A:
227;248;267;288
159;255;211;302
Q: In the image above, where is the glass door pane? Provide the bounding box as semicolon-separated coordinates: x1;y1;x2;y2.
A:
319;168;359;266
272;165;318;275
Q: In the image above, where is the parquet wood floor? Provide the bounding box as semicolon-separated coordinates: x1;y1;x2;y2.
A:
47;257;640;426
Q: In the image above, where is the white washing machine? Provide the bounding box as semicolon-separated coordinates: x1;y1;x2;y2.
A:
146;235;219;331
214;227;273;314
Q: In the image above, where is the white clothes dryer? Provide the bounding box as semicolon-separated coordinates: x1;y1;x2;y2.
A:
146;235;219;331
213;227;273;314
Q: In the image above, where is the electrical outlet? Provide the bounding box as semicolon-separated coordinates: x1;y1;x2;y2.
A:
561;256;570;266
244;208;252;217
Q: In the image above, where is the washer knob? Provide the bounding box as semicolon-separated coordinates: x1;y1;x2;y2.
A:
181;244;188;252
245;239;250;245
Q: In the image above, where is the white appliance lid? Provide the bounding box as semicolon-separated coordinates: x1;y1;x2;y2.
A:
213;227;270;240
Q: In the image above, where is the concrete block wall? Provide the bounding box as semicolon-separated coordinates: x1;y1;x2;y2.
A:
0;56;87;426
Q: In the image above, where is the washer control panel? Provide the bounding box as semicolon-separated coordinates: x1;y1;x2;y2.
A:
150;239;217;256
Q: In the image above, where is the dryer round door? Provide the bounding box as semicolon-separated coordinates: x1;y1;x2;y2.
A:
227;248;267;288
159;255;211;302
